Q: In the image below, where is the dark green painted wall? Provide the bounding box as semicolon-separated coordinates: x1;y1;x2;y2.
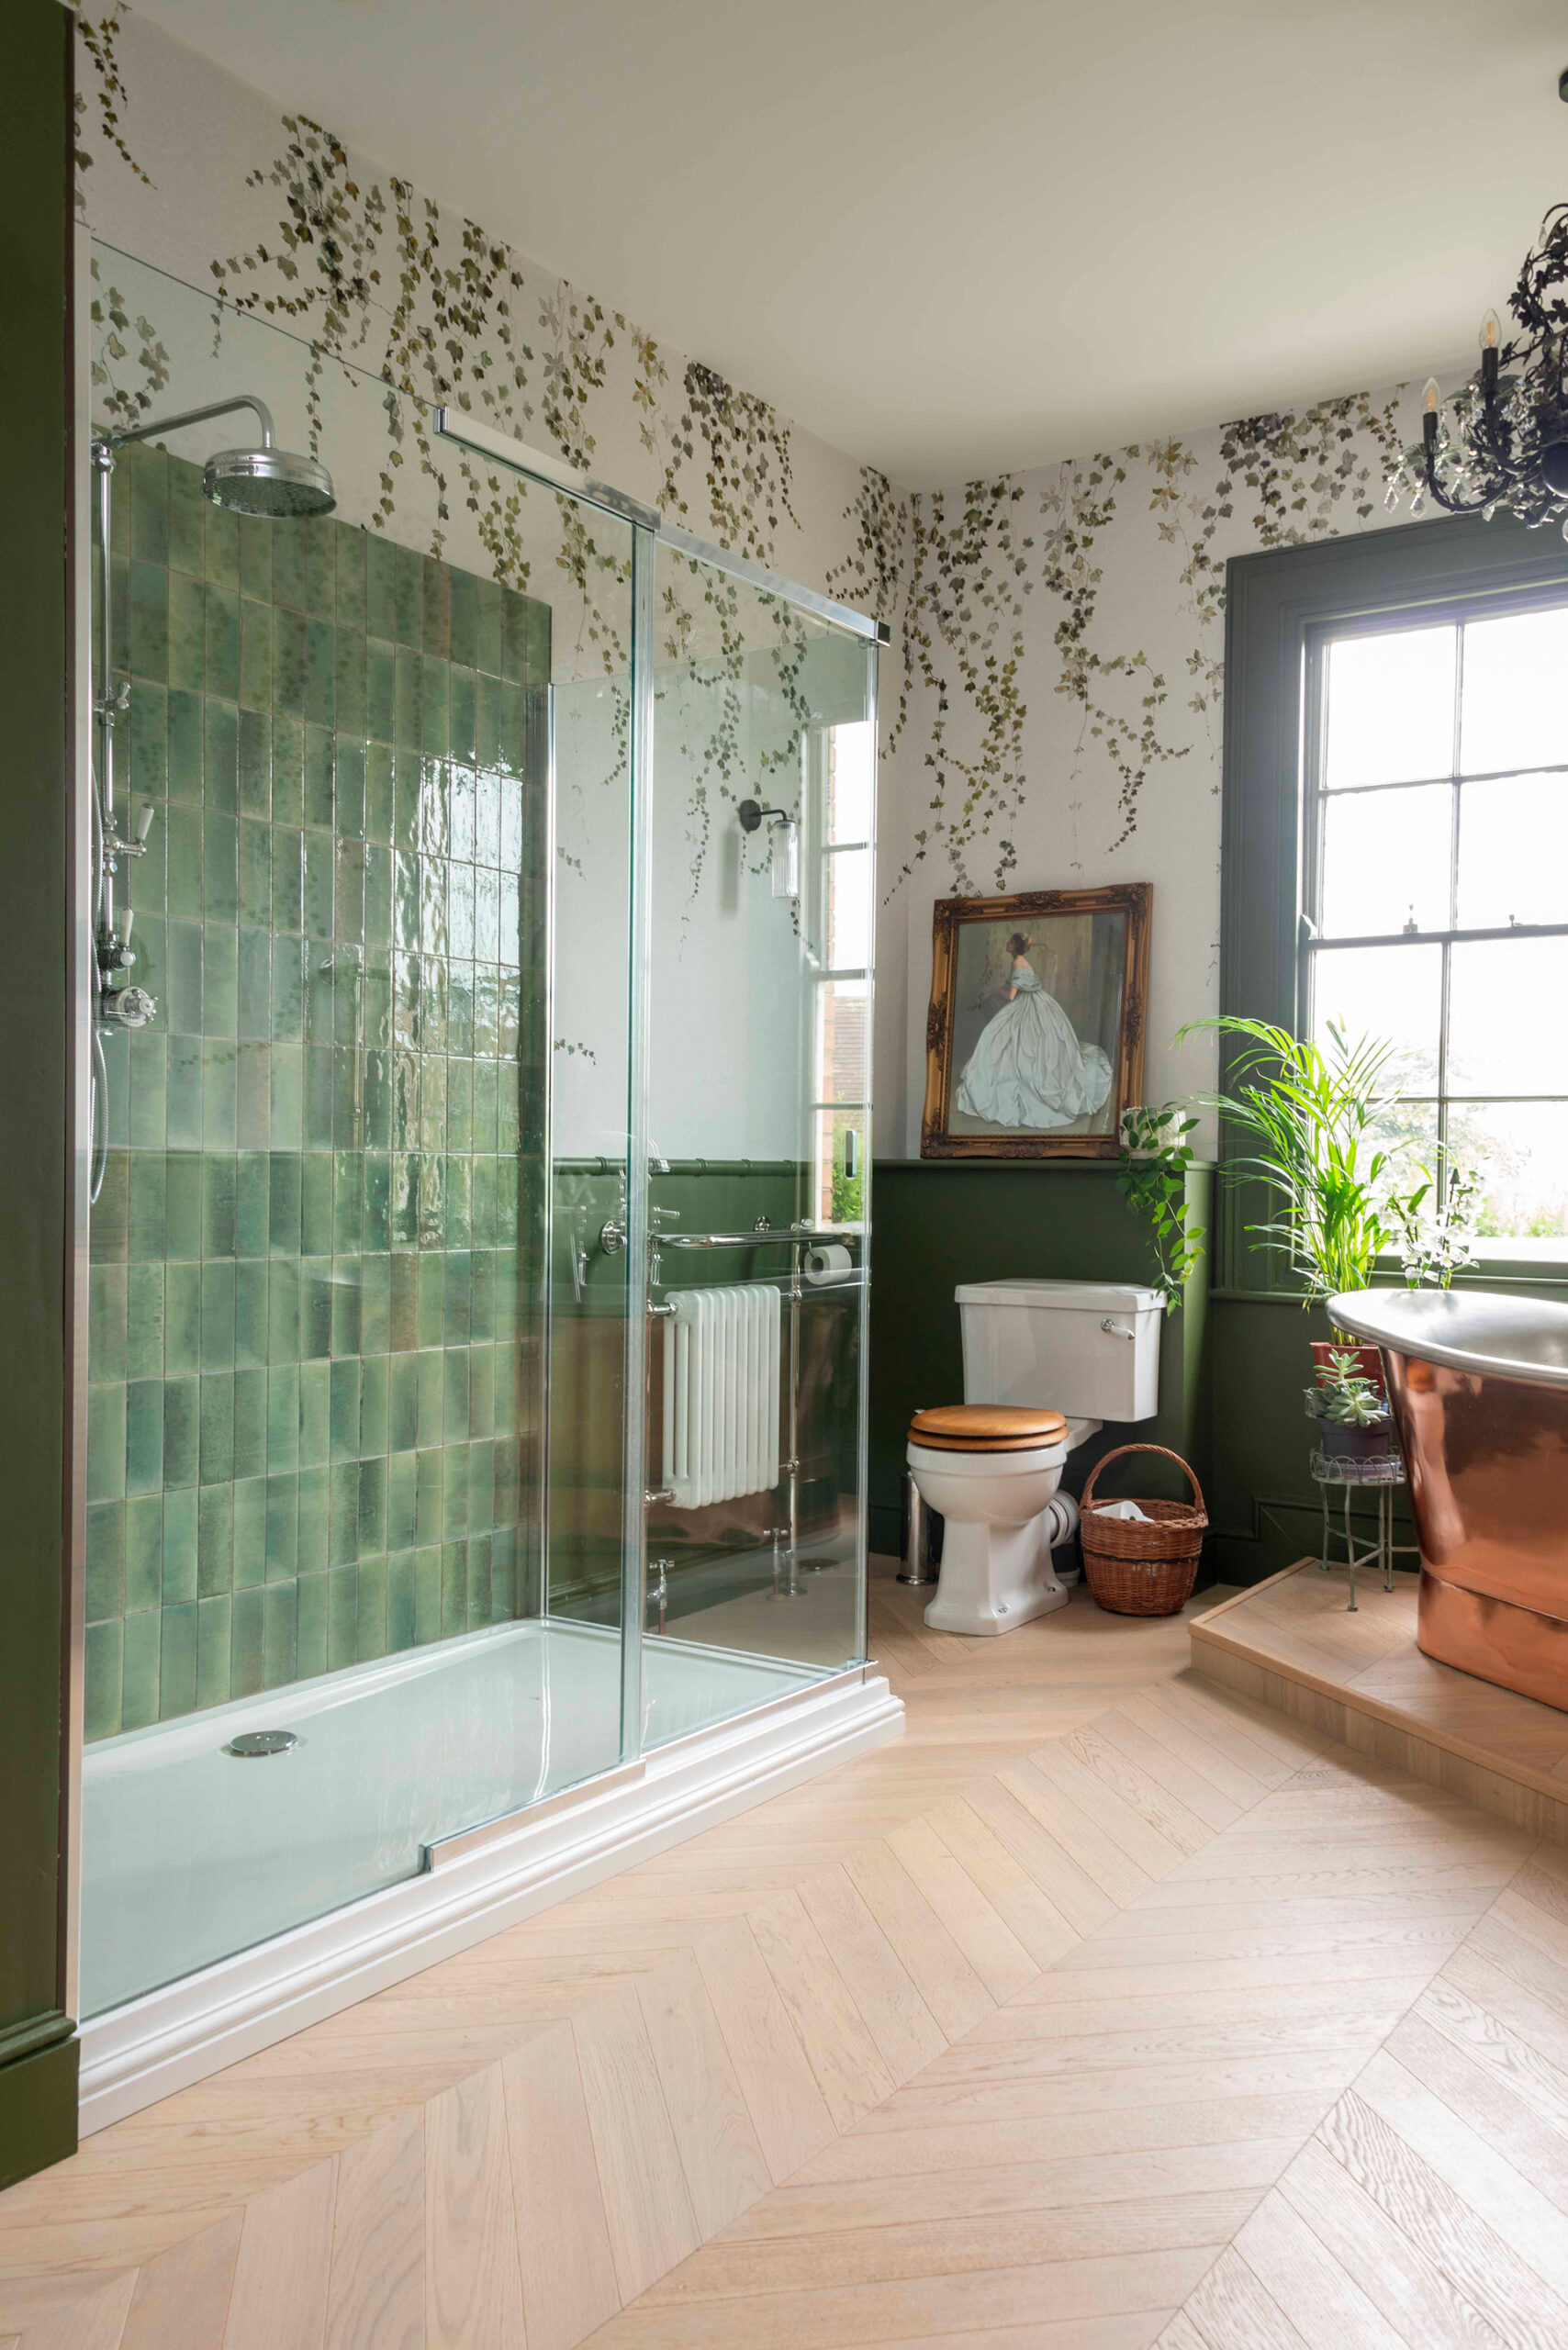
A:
868;1159;1213;1563
0;0;77;2189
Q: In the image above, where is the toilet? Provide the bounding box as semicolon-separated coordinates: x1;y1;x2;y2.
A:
907;1279;1163;1637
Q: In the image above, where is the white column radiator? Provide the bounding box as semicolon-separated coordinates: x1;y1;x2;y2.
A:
661;1284;782;1507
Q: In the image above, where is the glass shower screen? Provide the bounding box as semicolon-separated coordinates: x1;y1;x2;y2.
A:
640;539;876;1691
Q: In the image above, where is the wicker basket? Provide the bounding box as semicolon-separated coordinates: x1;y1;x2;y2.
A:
1079;1444;1208;1617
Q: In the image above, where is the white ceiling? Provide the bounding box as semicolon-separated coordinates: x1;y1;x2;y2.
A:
130;0;1568;488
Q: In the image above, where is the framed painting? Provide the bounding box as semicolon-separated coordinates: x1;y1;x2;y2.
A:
921;884;1151;1159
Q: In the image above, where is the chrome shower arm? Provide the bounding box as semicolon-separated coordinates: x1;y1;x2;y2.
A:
100;392;277;454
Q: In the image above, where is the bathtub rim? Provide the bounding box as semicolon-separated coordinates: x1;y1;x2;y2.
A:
1330;1286;1568;1391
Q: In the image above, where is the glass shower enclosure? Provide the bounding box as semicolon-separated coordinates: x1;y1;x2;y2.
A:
75;246;880;2048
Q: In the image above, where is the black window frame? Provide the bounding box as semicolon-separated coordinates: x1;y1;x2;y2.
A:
1219;509;1568;1294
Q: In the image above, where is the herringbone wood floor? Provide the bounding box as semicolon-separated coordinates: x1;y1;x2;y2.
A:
5;1561;1568;2349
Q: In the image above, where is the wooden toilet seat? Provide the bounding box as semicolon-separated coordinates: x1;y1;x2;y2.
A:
908;1404;1069;1454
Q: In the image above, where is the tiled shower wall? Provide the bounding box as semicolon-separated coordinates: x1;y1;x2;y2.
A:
85;443;549;1739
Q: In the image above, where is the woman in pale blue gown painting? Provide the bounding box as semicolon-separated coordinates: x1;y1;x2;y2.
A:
956;931;1113;1130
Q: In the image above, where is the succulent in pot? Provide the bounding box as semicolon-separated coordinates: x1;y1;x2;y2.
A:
1309;1348;1397;1463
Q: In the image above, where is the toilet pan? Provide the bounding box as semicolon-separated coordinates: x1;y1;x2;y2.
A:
907;1417;1078;1636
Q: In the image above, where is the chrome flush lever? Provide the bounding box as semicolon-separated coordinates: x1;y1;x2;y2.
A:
1100;1317;1135;1341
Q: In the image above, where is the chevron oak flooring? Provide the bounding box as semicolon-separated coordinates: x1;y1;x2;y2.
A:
7;1563;1568;2348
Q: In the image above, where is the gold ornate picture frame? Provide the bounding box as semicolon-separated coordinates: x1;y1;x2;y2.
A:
921;884;1151;1159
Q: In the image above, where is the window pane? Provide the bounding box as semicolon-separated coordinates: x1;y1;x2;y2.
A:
814;1105;867;1225
815;977;868;1102
1311;943;1441;1095
1324;626;1455;789
1448;937;1568;1094
1319;783;1450;937
1458;772;1568;929
826;845;872;969
1460;607;1568;777
827;721;874;845
1451;1099;1568;1240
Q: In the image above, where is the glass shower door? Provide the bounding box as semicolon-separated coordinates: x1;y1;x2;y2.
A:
79;248;640;2015
638;538;877;1717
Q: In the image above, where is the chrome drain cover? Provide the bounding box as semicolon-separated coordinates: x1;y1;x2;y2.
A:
223;1729;300;1758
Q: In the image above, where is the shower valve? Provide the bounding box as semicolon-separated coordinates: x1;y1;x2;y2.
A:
100;984;157;1029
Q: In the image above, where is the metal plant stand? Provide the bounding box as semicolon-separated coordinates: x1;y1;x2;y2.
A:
1309;1450;1417;1611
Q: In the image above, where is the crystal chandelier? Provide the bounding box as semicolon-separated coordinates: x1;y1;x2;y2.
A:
1386;202;1568;533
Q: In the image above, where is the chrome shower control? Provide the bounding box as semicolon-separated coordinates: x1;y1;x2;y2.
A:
599;1217;627;1254
100;985;157;1028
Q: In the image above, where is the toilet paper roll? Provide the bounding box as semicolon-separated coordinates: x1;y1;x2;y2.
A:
802;1243;853;1286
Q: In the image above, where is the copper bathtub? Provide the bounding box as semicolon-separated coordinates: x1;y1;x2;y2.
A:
1330;1288;1568;1711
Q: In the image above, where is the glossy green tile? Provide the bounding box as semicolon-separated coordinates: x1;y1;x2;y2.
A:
263;1581;297;1690
232;1472;267;1587
386;1550;415;1651
84;1619;123;1741
205;810;239;924
199;1370;235;1486
355;1557;387;1661
330;1355;361;1460
203;922;238;1036
196;1594;231;1710
296;1569;329;1682
125;1378;164;1496
240;597;273;714
85;1500;124;1625
264;1472;298;1580
126;1261;165;1382
388;1352;420;1453
440;1540;467;1639
162;1373;199;1488
239;822;272;934
204;496;239;593
163;567;200;689
159;1601;198;1720
301;1256;332;1359
197;1481;233;1596
169;456;204;576
239;512;271;603
305;620;335;726
162;1485;198;1606
271;1043;303;1150
167;687;204;805
298;1358;330;1468
206;587;240;704
273;712;304;828
298;1460;331;1574
230;1583;265;1698
88;1381;127;1504
330;1459;360;1566
274;604;306;713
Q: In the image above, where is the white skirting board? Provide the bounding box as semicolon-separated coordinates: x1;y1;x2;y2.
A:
78;1668;903;2133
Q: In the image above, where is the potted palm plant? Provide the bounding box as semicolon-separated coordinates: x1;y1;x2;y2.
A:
1177;1016;1426;1394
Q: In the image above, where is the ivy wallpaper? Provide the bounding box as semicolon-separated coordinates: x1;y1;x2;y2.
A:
77;5;1443;1163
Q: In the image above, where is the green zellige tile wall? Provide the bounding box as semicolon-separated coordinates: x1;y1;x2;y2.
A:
85;443;550;1740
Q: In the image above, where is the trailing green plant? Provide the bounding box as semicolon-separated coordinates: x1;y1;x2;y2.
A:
1115;1102;1205;1313
1180;1016;1431;1332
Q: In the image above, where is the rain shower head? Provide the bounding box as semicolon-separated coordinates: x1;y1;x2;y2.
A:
202;443;335;518
98;392;336;520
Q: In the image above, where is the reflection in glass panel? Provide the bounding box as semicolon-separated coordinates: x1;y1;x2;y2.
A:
1460;608;1568;777
1447;937;1568;1095
646;543;873;1684
1458;773;1568;929
1452;1099;1568;1239
815;979;869;1102
826;846;873;968
828;719;875;844
1319;784;1450;937
1323;626;1455;789
1311;943;1442;1096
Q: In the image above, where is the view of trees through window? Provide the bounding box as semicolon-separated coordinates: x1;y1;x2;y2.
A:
813;722;873;1224
1305;600;1568;1247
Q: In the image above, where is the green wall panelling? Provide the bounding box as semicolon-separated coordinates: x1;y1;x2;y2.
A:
867;1160;1213;1564
1;0;74;2190
85;448;551;1738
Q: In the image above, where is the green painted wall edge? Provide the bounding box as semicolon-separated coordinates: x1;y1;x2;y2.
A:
0;0;76;2188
